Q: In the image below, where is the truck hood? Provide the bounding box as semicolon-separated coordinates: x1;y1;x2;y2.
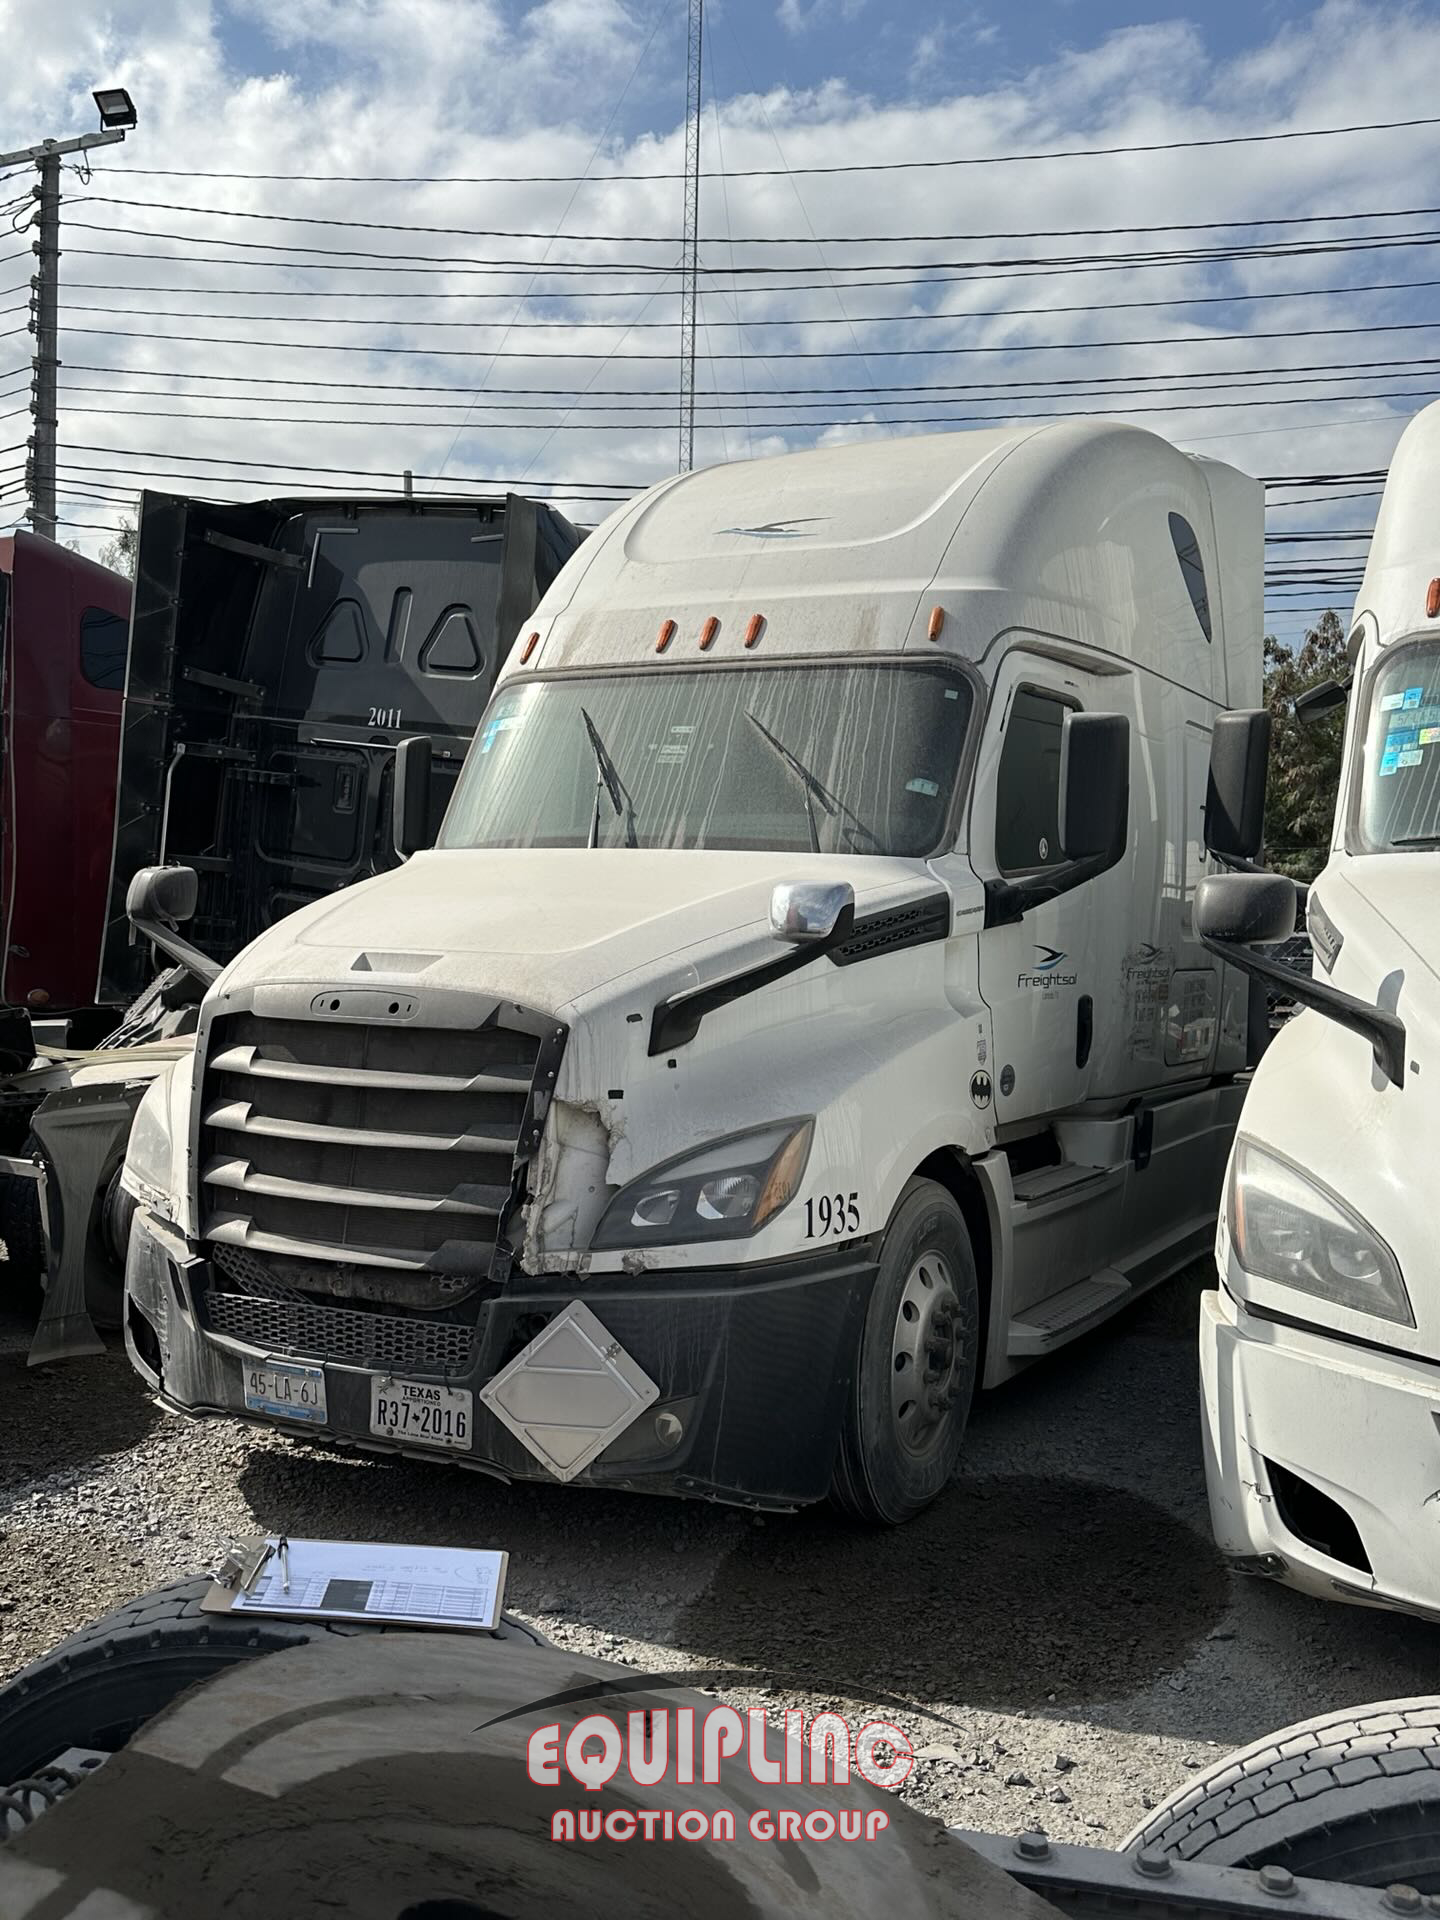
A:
1330;854;1440;991
217;846;935;1014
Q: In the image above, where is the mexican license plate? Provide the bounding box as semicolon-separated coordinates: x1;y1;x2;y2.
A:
370;1377;473;1452
244;1360;327;1424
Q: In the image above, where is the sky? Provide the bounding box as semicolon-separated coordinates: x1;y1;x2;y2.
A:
3;0;1440;642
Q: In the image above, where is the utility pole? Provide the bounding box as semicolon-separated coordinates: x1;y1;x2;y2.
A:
30;150;60;541
1;90;137;541
678;0;703;474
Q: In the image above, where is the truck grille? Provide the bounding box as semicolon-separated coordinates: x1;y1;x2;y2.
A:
196;1006;555;1307
205;1289;477;1373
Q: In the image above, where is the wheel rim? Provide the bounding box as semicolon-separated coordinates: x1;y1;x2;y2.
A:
889;1249;964;1459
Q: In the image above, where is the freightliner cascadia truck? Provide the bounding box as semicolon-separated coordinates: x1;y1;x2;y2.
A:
115;422;1265;1523
1194;394;1440;1618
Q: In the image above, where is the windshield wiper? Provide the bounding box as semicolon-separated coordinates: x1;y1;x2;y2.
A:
1391;834;1440;847
744;711;883;854
580;708;638;848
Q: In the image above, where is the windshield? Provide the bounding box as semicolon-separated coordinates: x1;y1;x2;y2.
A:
439;662;973;856
1355;639;1440;851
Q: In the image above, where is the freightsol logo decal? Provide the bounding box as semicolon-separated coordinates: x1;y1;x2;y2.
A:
1018;945;1079;990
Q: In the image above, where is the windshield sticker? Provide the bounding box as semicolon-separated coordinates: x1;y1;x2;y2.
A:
905;777;940;796
1385;729;1418;751
1380;749;1401;775
1380;692;1406;712
1398;749;1424;768
1421;727;1440;745
1404;686;1424;708
480;713;524;754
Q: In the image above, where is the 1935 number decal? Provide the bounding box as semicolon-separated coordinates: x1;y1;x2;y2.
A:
806;1192;860;1238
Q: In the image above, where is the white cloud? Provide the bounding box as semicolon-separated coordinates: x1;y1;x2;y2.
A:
0;0;1433;641
777;0;867;39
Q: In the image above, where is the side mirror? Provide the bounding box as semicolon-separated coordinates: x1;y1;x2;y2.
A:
1295;678;1349;729
770;880;855;945
1058;712;1129;862
125;864;220;988
1193;870;1406;1089
393;735;435;859
126;864;198;926
1205;710;1270;861
1194;871;1297;946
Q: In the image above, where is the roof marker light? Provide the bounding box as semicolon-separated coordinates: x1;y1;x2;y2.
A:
656;618;677;653
744;614;765;649
699;616;719;650
519;630;540;663
1428;579;1440;619
928;606;945;641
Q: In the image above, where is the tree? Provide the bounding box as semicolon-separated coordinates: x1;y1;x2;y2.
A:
1262;608;1348;881
99;521;137;578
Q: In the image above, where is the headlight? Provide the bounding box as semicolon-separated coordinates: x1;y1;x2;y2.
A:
591;1118;813;1250
1229;1137;1411;1326
120;1072;177;1220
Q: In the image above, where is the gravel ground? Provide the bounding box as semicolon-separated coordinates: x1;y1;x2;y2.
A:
2;1261;1438;1846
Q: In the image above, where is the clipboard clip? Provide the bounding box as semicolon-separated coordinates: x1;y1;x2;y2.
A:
213;1535;275;1594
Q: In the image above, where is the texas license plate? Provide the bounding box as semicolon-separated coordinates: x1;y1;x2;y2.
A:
244;1360;327;1424
370;1377;473;1451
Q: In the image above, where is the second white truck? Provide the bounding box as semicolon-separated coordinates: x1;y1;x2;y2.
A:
116;420;1264;1522
1195;396;1440;1618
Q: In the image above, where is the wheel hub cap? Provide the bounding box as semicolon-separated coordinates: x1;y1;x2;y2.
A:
890;1251;963;1457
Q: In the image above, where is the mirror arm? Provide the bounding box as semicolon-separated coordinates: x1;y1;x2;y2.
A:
1199;933;1405;1088
129;911;223;989
648;902;856;1057
983;851;1114;930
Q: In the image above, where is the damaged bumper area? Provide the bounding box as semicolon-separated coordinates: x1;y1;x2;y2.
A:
1200;1285;1440;1621
125;1207;878;1509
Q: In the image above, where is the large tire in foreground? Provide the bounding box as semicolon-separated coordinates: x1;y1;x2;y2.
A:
0;1576;548;1782
830;1177;979;1526
1124;1697;1440;1889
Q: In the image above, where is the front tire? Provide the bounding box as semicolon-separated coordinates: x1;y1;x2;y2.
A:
830;1177;979;1526
1125;1698;1440;1888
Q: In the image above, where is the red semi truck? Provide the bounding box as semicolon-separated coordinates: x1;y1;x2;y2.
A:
0;532;130;1054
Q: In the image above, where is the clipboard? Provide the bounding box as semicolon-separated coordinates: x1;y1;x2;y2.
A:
203;1535;510;1632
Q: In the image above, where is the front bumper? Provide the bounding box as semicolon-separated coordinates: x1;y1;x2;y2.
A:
124;1209;877;1510
1200;1284;1440;1619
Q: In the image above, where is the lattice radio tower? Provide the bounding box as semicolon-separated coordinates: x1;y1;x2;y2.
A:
678;0;703;472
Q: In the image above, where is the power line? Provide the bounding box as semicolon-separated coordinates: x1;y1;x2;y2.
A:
53;350;1440;402
86;112;1440;183
51;314;1440;363
60;218;1440;275
60;227;1440;287
49;381;1440;431
45;271;1440;329
68;193;1440;246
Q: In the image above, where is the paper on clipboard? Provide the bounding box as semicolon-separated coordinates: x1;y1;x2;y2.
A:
204;1538;509;1632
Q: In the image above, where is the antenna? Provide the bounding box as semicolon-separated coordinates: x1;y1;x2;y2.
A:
679;0;703;473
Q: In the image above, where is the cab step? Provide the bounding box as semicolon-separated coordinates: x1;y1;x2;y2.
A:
1007;1268;1131;1356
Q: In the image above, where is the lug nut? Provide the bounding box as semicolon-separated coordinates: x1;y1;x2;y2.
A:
1258;1864;1296;1898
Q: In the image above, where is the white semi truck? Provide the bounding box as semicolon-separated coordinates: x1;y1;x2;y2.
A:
1195;397;1440;1616
117;421;1264;1523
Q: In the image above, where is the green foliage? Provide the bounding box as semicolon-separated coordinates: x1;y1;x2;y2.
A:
1263;608;1348;882
98;521;137;579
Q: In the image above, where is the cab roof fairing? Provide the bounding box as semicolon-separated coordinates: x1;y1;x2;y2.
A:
1351;397;1440;651
499;420;1260;693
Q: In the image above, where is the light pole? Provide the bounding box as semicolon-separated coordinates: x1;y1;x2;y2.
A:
0;87;138;541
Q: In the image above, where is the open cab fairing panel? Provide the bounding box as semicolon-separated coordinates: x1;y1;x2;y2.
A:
99;490;582;1005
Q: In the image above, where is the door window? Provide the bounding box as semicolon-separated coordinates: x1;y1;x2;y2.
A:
80;606;128;691
994;686;1076;874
